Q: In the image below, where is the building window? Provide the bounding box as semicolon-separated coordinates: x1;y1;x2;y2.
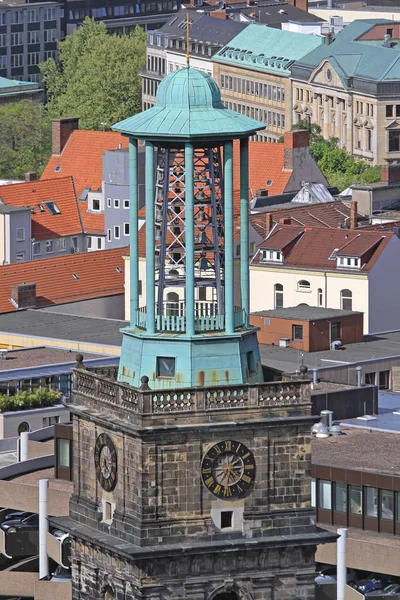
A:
379;370;390;390
44;29;57;43
16;252;25;263
11;32;23;46
365;372;375;385
18;421;31;434
11;55;23;68
27;53;40;66
389;130;400;152
33;242;40;256
334;482;347;513
292;324;303;341
28;31;40;44
366;487;377;517
340;289;352;310
97;238;103;250
349;485;362;515
11;11;23;24
381;490;394;520
72;237;78;251
87;237;92;249
246;350;256;374
318;288;323;306
319;480;332;510
58;438;70;468
123;199;129;209
297;280;310;290
386;105;394;118
107;198;111;208
331;322;341;340
107;229;111;242
274;284;283;309
114;226;120;239
16;227;25;241
311;478;316;507
114;198;120;209
59;238;66;252
156;356;176;378
46;240;54;254
124;223;129;236
92;199;100;211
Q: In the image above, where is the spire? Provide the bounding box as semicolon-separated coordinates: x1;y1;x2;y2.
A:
186;11;190;66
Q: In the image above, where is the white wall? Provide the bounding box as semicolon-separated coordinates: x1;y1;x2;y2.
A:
368;236;400;333
249;265;370;332
0;405;69;439
166;51;214;76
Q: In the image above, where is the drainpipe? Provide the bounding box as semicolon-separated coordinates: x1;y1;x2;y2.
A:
337;528;347;600
312;368;318;384
356;365;363;387
19;431;29;462
39;479;49;580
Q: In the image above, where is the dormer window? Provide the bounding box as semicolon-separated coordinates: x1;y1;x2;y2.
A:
337;256;360;269
260;249;282;263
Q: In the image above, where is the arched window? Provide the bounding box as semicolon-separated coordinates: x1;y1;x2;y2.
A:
166;291;179;316
341;289;352;311
274;284;283;309
104;586;115;600
18;421;30;434
297;280;311;290
318;288;323;306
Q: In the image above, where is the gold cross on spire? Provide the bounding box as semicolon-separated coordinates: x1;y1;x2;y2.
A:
186;11;191;66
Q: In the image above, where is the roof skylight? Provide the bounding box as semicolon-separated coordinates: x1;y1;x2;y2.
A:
72;274;79;280
44;201;61;215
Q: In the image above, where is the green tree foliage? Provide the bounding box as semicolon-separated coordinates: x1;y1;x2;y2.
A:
41;18;146;130
0;388;62;413
0;100;51;179
290;119;381;191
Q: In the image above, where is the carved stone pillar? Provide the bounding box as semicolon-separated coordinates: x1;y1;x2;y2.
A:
346;95;353;153
312;92;319;126
323;95;330;139
335;98;342;142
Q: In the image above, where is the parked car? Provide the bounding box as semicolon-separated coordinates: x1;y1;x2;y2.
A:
315;565;357;586
0;513;39;533
0;511;31;524
367;584;400;597
357;578;384;594
50;565;71;582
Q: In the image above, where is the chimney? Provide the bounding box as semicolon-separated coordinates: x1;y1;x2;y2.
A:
283;130;310;171
265;213;273;234
279;217;291;225
381;163;400;185
10;283;36;309
210;9;227;18
25;172;37;182
51;117;79;155
284;0;308;12
350;200;358;229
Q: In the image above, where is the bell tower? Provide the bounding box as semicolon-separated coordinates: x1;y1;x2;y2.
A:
57;67;335;600
113;68;263;389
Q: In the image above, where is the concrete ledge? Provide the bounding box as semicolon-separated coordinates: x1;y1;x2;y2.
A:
0;479;70;515
35;579;72;600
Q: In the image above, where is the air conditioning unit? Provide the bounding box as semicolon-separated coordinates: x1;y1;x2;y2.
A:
279;338;290;348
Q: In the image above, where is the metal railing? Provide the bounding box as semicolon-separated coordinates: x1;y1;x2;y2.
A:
135;301;245;333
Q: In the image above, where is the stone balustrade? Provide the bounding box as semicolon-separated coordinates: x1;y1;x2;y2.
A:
72;369;310;417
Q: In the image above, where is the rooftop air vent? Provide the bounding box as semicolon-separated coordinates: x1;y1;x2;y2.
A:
356;415;377;421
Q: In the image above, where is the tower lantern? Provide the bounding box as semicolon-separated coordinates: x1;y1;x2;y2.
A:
113;67;265;390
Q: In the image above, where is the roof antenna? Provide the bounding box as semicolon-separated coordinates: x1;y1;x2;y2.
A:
186;12;190;67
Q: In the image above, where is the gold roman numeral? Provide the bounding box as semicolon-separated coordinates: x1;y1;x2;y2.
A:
205;476;214;487
224;440;232;452
223;486;232;497
242;475;252;484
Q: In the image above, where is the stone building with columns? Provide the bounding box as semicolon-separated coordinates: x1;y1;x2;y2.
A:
291;19;400;166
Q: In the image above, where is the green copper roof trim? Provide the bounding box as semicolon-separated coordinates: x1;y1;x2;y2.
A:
0;75;35;89
112;67;264;140
213;24;323;77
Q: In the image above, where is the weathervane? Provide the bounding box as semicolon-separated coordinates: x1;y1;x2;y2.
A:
186;11;190;66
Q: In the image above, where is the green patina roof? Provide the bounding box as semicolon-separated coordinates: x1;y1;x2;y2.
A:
295;19;400;83
213;24;324;76
112;67;264;140
0;76;34;89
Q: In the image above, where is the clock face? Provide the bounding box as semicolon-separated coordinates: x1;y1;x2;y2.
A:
201;440;256;499
94;433;117;492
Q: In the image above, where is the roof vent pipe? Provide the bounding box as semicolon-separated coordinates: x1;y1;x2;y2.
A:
356;365;362;387
312;369;318;385
320;409;333;430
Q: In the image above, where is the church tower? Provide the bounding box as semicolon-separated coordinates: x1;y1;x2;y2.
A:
57;67;334;600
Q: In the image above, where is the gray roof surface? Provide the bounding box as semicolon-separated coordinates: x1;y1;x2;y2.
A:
252;306;362;320
227;1;324;27
259;330;400;373
0;310;125;348
312;427;400;474
160;9;247;46
0;204;30;213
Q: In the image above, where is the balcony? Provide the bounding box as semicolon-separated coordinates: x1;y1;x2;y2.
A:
135;301;246;333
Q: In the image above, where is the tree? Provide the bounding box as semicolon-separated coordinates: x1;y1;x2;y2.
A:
41;18;146;130
0;100;51;179
289;121;381;191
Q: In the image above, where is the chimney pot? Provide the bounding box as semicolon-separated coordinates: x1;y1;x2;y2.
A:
279;217;291;225
265;213;273;235
350;200;358;229
25;172;37;182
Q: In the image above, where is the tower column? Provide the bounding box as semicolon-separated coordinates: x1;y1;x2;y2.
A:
185;142;195;336
129;137;139;326
224;140;234;334
145;141;155;334
240;137;249;326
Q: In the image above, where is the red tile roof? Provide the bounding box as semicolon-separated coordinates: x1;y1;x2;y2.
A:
259;228;304;251
41;131;128;197
0;247;126;314
254;226;392;272
250;201;355;238
79;199;105;235
0;177;83;240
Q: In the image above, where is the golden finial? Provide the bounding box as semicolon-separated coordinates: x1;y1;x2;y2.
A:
186;11;190;66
